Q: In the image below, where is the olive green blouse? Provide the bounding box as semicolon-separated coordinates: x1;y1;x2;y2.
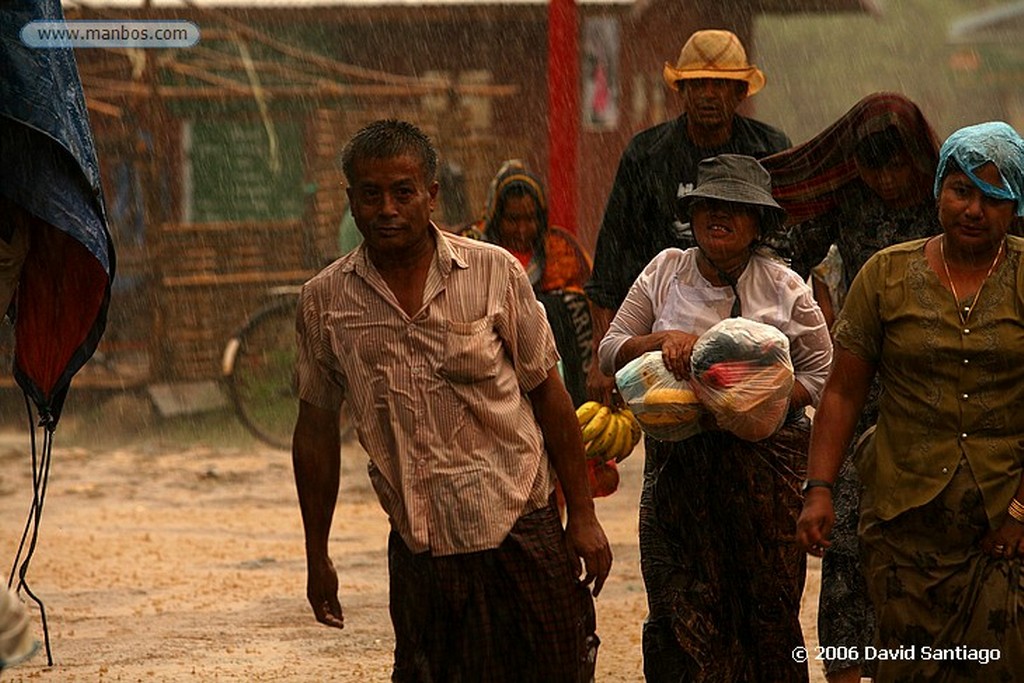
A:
835;235;1024;527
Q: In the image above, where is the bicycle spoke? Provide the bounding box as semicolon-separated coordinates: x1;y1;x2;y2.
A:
226;300;299;450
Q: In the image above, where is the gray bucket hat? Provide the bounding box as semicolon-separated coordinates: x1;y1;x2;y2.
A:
677;154;786;234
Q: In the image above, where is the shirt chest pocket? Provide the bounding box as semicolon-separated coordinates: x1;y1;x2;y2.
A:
441;316;502;384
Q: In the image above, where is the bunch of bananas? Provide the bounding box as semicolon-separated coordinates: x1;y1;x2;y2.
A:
575;401;642;463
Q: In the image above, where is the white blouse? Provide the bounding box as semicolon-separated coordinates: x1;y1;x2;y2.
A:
599;247;833;405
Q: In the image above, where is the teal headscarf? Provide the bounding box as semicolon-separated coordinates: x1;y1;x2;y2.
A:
934;121;1024;216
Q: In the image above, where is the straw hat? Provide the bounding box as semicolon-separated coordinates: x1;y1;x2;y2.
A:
663;30;766;96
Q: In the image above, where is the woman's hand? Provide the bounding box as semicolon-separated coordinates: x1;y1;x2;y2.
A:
796;489;835;557
660;331;700;381
981;519;1024;560
586;360;619;405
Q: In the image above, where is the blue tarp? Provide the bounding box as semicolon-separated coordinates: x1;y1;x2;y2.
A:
1;0;115;424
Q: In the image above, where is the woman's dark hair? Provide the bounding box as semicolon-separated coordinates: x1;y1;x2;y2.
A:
938;158;963;184
495;183;533;218
341;119;438;184
854;126;907;170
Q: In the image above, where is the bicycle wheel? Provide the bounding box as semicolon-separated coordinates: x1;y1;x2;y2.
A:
223;297;301;450
223;296;357;450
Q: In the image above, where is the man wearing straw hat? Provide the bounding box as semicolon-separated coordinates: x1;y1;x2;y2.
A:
585;29;791;402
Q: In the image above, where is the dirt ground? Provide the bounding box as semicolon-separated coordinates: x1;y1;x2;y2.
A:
0;405;828;682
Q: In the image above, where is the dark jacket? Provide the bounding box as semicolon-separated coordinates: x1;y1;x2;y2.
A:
585;113;790;310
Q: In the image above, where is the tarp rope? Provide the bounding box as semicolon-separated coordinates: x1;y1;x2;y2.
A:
6;394;55;666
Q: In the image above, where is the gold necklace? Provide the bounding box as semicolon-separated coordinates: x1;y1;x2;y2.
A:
939;236;1004;327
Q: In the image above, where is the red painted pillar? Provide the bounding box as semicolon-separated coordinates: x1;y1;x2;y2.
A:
547;0;579;234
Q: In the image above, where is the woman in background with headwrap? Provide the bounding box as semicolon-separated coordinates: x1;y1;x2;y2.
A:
761;92;941;682
464;161;595;407
462;163;621;500
797;121;1024;682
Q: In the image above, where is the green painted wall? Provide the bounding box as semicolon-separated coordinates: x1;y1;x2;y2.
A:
754;0;1012;144
188;119;306;222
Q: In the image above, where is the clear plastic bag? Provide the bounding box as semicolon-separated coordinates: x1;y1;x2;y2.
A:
690;318;794;442
614;351;707;441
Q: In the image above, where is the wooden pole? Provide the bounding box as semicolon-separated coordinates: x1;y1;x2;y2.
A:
546;0;579;233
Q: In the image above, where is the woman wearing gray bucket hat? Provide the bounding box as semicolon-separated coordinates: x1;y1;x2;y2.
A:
599;154;832;680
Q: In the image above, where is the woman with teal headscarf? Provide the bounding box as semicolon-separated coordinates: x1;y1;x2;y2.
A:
797;121;1024;681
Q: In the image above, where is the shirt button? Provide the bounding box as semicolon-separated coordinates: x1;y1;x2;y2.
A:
963;358;969;365
960;433;968;439
962;393;969;400
963;328;971;335
942;467;949;474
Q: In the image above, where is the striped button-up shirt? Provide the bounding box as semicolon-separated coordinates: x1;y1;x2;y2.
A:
296;226;560;556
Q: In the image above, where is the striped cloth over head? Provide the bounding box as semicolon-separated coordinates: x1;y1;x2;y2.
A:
762;92;940;226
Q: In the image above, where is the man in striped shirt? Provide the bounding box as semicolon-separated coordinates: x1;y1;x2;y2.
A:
292;119;612;681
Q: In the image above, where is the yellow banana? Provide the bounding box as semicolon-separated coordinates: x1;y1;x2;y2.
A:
592;414;621;462
580;406;612;443
576;400;603;427
621;408;642;446
611;414;636;462
586;411;621;460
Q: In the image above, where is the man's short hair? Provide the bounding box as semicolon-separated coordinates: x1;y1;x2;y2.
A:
341;119;438;184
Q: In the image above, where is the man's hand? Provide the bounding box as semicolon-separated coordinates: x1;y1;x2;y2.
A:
796;489;834;557
527;368;613;596
586;360;618;405
565;511;613;597
293;400;344;628
586;303;618;405
306;554;345;629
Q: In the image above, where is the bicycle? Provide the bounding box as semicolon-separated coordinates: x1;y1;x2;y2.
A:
221;285;355;450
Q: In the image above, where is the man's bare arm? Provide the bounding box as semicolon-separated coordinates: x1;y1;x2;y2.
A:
529;368;613;596
292;399;344;628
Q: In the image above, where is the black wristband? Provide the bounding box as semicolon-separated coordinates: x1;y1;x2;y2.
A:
801;479;834;494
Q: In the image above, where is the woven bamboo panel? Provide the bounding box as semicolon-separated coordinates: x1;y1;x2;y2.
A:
153;218;310;380
159;219;305;279
158;279;299;381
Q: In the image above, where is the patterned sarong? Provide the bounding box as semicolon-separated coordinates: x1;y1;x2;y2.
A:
388;503;598;683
